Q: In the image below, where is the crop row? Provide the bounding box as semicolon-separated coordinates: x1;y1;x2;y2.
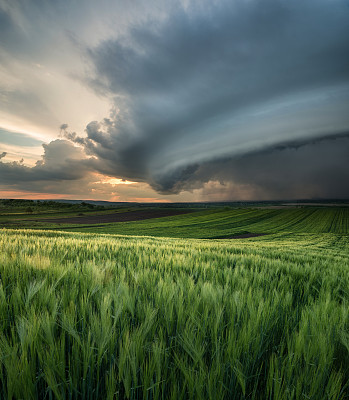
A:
58;208;349;238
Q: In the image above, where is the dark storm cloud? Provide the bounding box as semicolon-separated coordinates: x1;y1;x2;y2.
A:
1;0;348;199
90;1;349;98
154;133;349;199
78;0;349;198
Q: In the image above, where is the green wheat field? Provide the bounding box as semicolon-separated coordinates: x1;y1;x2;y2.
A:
0;205;349;399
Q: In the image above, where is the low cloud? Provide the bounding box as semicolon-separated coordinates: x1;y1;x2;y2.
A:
0;140;91;187
168;135;349;200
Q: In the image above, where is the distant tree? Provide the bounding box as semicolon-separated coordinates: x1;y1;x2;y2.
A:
80;202;95;209
26;207;33;213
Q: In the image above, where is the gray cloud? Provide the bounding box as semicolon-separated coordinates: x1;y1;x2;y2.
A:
78;0;349;198
1;0;349;200
159;134;349;200
0;140;91;187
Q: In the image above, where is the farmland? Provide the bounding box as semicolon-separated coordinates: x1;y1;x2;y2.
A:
0;205;349;399
1;205;348;238
64;207;349;237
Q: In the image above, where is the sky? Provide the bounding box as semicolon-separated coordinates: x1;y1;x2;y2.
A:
0;0;348;202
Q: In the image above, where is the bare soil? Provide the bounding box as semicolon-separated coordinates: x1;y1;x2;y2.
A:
38;209;196;225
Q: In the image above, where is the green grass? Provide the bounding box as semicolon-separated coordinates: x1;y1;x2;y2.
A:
0;220;349;399
56;207;349;238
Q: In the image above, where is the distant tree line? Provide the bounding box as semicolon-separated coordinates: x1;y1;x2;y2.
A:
0;199;105;212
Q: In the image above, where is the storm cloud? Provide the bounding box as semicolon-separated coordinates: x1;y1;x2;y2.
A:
163;133;349;199
1;0;349;200
75;0;349;198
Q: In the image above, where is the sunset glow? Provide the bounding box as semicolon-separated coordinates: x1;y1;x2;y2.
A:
99;177;137;186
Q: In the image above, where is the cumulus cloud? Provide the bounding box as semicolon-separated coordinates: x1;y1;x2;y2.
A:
0;139;190;201
0;140;91;185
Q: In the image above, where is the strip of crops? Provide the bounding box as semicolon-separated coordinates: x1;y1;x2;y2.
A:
0;229;348;399
58;207;349;237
